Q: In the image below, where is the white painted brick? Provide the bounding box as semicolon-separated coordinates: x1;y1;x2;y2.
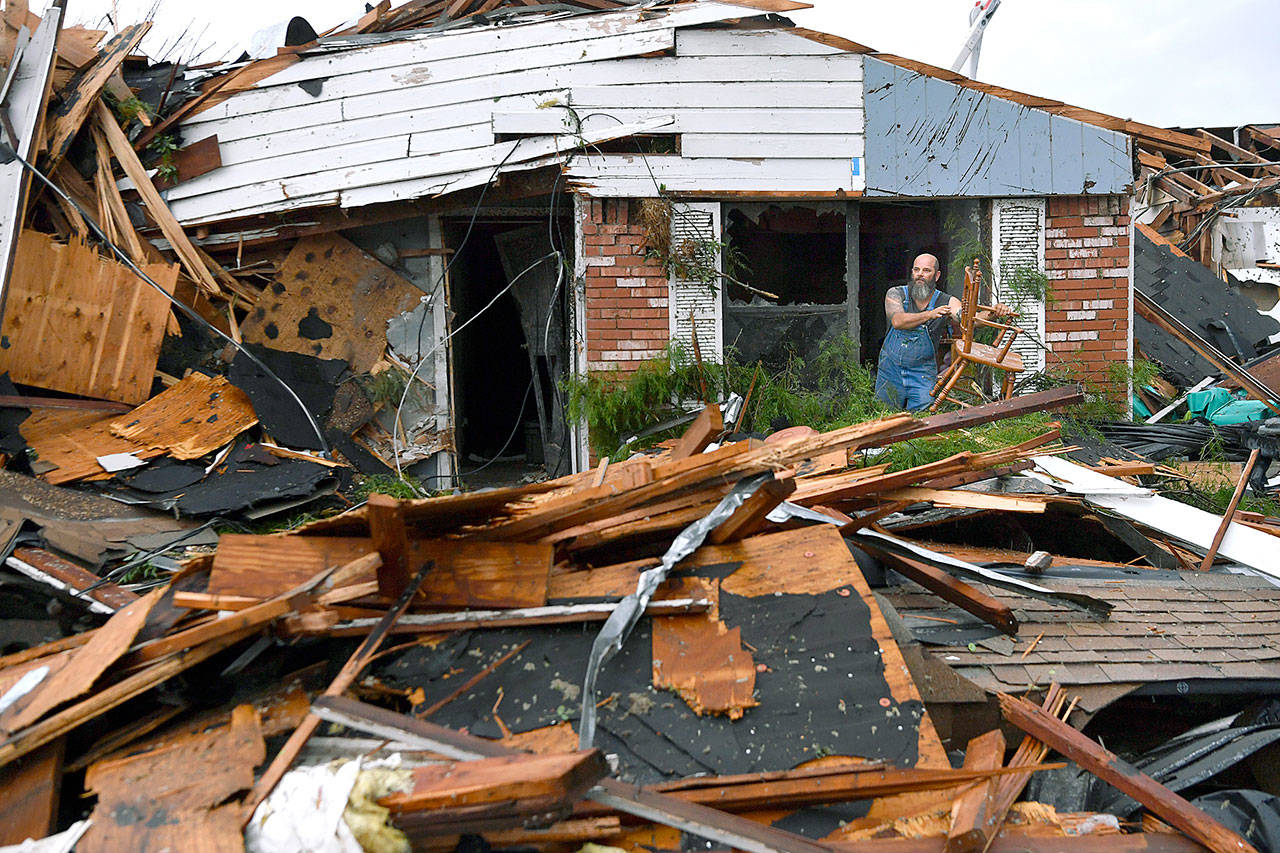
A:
616;277;645;288
601;351;628;361
585;256;615;267
1047;270;1068;280
1066;310;1097;321
1085;299;1114;310
1068;248;1099;259
1068;330;1099;341
1046;228;1068;238
1081;237;1111;247
1067;269;1096;279
647;298;668;308
1049;239;1083;249
1102;268;1128;278
1083;216;1112;226
1045;332;1068;342
1100;226;1128;237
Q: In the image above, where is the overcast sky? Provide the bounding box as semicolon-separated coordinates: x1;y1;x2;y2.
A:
37;0;1279;127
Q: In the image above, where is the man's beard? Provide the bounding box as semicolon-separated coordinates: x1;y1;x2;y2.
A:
910;280;934;304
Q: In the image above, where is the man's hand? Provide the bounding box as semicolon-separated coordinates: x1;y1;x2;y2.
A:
990;302;1015;318
929;305;952;320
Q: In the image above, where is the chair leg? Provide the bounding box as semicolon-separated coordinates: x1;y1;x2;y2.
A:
931;361;969;412
1000;370;1015;400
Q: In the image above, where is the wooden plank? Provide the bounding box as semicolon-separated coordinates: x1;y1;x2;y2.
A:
80;704;263;852
0;230;179;404
1;588;163;734
1200;448;1261;570
209;534;551;607
108;372;258;459
856;544;1018;636
669;403;724;461
0;394;131;413
367;493;412;598
707;472;795;543
21;407;160;485
93;100;223;296
0;736;62;844
43;23;150;170
379;749;608;817
946;729;1006;853
237;233;422;373
875;487;1047;513
7;546;137;613
153;134;222;190
999;692;1260;853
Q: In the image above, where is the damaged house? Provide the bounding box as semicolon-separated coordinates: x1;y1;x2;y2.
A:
147;0;1203;477
9;2;1280;852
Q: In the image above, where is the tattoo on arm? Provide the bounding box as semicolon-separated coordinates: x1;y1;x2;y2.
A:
885;289;904;321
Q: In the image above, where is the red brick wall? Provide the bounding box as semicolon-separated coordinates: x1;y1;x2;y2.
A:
1043;195;1132;385
582;198;669;374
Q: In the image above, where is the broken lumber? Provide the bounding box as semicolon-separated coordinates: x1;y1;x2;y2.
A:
999;691;1259;853
1199;448;1261;570
945;728;1006;853
669;402;724;460
856;543;1018;636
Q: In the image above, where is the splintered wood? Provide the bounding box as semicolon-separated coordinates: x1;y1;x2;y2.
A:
109;372;258;459
652;610;758;719
0;230;179;404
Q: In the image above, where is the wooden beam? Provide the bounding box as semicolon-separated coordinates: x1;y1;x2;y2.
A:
856;544;1018;636
0;737;62;844
708;472;795;543
1195;129;1280;177
1199;448;1261;570
946;728;1006;853
998;692;1260;853
669;403;724;461
366;493;411;598
7;546;137;613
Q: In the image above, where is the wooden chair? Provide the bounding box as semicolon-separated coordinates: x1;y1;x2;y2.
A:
930;259;1025;411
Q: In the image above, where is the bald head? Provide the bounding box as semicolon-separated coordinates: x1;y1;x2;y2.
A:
911;254;941;284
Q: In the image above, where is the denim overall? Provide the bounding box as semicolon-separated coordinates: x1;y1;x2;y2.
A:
875;286;946;411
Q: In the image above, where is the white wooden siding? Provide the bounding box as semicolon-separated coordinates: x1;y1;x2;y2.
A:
991;198;1047;376
668;201;723;363
168;5;868;225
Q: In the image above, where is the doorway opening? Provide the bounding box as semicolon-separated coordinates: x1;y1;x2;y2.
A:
445;217;571;485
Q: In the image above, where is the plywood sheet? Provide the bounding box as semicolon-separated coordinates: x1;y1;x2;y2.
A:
0;230;179;404
109;372;258;459
81;704;263;853
239;233;422;372
209;533;552;608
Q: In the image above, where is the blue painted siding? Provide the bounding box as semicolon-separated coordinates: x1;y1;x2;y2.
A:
863;57;1131;197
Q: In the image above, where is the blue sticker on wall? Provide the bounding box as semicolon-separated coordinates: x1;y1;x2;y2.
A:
850;157;861;176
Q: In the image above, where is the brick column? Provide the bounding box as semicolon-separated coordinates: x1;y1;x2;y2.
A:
1042;195;1132;386
581;198;670;375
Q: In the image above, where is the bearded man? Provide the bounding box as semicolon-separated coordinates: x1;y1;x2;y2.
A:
874;253;963;411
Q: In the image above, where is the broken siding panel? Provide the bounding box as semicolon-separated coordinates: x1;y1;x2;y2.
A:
862;57;1130;197
681;133;863;159
567;155;860;197
668;202;723;363
675;28;844;56
572;82;862;110
494;108;865;137
992;198;1046;375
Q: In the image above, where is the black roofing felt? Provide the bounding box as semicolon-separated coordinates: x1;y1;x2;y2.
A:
378;579;924;786
1135;231;1280;386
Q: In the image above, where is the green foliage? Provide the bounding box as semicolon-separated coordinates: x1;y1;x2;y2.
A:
147;134;180;183
112;94;151;125
116;561;169;584
564;336;1054;467
1028;358;1161;422
355;473;423;501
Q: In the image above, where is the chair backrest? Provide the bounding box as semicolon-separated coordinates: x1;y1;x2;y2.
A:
958;258;981;354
